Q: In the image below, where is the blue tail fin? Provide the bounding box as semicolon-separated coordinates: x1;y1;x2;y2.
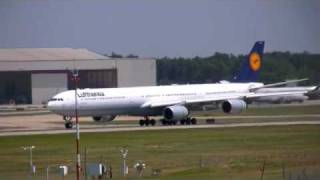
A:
233;41;265;82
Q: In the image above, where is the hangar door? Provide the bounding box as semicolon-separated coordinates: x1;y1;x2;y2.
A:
32;73;67;104
0;72;31;104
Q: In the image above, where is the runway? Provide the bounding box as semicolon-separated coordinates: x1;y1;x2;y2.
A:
0;119;319;136
1;104;320;137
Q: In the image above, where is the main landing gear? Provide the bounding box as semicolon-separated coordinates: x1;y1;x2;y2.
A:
63;116;73;129
139;117;198;126
139;117;156;126
160;117;197;126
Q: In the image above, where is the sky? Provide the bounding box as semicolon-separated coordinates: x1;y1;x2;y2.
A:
0;0;319;57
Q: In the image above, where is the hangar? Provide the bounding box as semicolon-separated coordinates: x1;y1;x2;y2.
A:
0;48;156;104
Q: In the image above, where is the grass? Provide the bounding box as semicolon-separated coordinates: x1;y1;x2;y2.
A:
1;104;320;179
0;125;320;179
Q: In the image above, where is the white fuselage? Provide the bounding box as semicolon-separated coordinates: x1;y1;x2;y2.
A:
48;83;262;117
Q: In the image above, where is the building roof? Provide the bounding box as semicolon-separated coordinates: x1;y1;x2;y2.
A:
0;48;108;61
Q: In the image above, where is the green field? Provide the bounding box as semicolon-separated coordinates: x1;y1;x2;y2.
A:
0;125;320;180
1;104;320;179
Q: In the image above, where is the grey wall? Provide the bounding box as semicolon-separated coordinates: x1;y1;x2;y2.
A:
31;73;67;104
0;58;156;104
0;59;116;71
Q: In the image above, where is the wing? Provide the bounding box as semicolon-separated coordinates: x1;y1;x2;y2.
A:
249;78;309;91
141;91;309;108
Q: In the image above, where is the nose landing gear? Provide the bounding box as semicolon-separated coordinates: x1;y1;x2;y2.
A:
63;116;73;129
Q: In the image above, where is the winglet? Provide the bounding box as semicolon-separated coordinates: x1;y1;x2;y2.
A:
308;84;320;93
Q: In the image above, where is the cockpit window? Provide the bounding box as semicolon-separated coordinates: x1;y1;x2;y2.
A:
49;98;57;102
49;98;63;102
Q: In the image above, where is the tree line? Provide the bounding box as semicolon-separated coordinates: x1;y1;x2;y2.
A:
156;52;320;85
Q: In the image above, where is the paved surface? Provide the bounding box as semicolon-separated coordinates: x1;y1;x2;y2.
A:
199;114;320;119
0;100;319;137
0;121;319;136
0;112;319;136
0;114;143;134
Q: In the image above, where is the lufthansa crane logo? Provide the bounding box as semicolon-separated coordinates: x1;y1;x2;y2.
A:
249;52;261;71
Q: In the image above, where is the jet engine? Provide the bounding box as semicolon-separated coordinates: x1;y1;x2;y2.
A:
163;105;189;120
92;115;116;122
222;100;247;114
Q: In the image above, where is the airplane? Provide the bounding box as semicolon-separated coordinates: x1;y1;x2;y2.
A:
48;41;318;129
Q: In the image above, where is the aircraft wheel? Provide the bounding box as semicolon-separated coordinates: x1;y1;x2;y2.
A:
186;118;191;125
139;119;145;126
92;116;102;122
191;118;197;125
65;122;73;129
145;119;150;126
180;119;186;125
161;119;167;126
150;119;156;126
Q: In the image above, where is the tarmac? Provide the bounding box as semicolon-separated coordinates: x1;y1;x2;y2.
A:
0;113;319;136
0;100;319;136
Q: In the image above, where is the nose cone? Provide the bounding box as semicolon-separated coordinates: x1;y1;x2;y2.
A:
47;101;54;111
47;101;59;113
47;96;64;114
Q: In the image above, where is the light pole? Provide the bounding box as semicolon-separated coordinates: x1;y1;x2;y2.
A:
22;145;35;180
46;165;50;180
120;149;128;176
71;70;81;180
